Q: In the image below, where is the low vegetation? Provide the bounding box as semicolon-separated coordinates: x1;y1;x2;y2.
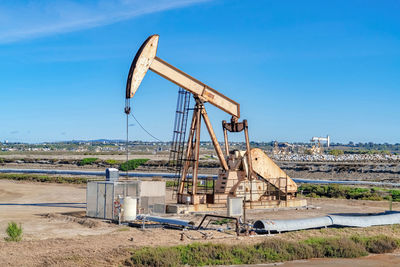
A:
351;235;400;254
125;235;399;266
0;173;92;184
211;218;232;225
329;149;344;156
4;222;23;242
345;149;392;155
326;149;394;155
166;179;214;191
119;158;150;171
77;157;99;166
105;159;122;165
165;180;176;188
0;158;150;183
298;184;400;202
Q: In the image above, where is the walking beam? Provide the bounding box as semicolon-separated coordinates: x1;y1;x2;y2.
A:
126;35;240;118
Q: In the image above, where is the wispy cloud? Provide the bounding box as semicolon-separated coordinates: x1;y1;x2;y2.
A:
0;0;209;44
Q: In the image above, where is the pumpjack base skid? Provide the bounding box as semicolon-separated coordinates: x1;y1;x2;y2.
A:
170;197;307;213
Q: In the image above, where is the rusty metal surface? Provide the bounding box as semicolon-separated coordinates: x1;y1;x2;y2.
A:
222;119;246;132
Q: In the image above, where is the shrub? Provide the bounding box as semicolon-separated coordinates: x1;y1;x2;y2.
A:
78;157;98;166
304;149;313;155
304;237;367;258
351;235;399;254
105;159;121;165
125;236;397;266
127;246;180;266
255;239;313;261
211;218;231;225
298;184;392;202
165;180;176;188
0;173;89;184
329;149;344;156
119;159;149;171
5;222;22;242
388;189;400;202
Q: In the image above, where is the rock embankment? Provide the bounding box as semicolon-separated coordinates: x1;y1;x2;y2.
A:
271;153;400;162
277;161;400;182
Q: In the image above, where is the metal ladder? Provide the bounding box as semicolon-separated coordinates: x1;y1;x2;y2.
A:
168;88;191;199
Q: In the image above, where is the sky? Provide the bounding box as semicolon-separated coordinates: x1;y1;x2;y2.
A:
0;0;399;144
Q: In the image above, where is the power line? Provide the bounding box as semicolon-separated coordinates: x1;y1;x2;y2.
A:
130;113;163;142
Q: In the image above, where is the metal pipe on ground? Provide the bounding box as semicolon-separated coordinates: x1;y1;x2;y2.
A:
253;216;332;233
253;211;400;233
136;214;194;228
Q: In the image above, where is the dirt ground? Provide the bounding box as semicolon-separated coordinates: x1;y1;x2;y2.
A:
2;180;400;266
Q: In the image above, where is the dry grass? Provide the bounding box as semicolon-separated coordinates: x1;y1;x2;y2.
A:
0;173;92;184
280;224;400;243
124;234;399;266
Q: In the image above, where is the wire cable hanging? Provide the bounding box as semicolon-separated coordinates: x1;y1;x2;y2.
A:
124;99;131;178
130;112;163;142
124;97;162;180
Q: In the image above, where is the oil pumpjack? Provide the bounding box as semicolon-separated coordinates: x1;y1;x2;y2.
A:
124;35;304;210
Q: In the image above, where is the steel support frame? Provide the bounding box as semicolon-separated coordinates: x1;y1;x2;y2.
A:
178;103;254;205
178;98;229;204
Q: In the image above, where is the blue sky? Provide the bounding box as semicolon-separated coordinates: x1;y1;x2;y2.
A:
0;0;399;144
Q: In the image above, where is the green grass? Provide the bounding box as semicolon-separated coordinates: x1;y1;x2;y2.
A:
166;180;176;188
350;235;400;254
166;179;214;190
124;235;399;266
4;222;23;242
329;149;344;156
211;218;231;225
105;159;122;165
77;157;99;166
119;159;149;171
298;184;400;202
0;173;92;184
